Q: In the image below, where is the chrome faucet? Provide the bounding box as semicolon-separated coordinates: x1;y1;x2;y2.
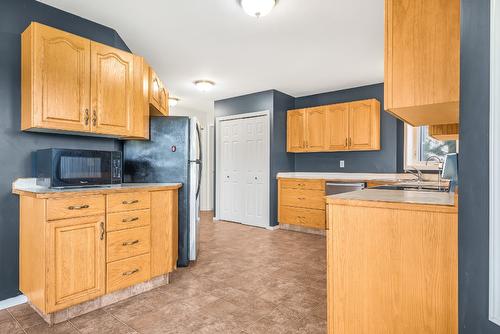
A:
426;155;444;190
406;166;424;184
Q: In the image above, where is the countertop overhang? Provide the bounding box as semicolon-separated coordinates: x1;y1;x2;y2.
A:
12;178;182;198
276;172;420;182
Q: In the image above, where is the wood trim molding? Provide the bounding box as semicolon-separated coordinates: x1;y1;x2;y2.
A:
490;0;500;325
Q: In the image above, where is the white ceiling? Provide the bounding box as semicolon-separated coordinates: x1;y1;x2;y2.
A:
38;0;384;115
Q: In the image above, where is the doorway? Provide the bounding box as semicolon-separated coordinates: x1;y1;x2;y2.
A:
215;111;270;228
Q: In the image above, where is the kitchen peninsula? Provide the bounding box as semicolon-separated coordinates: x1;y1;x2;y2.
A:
12;179;181;325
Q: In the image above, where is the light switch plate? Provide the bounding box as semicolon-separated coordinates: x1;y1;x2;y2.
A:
340;160;345;168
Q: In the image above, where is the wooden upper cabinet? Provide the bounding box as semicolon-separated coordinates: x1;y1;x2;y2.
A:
325;103;349;151
46;215;106;313
22;22;91;132
287;99;380;153
384;0;460;126
148;67;169;116
91;41;134;136
305;107;326;151
21;22;148;139
287;109;306;152
348;99;381;151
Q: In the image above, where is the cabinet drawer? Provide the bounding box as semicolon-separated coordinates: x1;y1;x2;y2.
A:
47;195;105;221
280;206;326;229
281;179;325;190
281;188;326;210
107;253;150;293
107;226;150;262
107;209;150;232
107;192;150;213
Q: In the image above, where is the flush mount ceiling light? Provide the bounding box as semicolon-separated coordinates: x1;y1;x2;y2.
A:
193;80;215;92
168;97;180;107
241;0;276;17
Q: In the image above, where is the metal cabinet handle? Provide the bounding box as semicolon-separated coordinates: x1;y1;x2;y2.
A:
84;109;89;125
298;197;306;200
122;269;139;276
122;200;139;205
100;222;105;240
345;138;348;147
92;110;97;126
349;138;352;146
122;240;139;246
122;217;139;223
68;205;89;210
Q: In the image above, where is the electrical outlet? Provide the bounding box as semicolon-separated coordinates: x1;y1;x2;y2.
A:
340;160;345;168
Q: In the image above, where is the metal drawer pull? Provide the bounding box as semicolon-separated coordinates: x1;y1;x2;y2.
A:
298;197;306;200
122;200;139;205
122;269;139;276
122;217;139;223
100;222;105;240
122;240;139;246
68;205;89;210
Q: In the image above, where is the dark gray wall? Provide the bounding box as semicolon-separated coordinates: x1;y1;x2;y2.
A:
0;0;129;300
294;83;401;173
459;0;499;332
214;90;295;226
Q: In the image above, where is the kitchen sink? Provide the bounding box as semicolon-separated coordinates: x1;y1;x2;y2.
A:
373;184;449;192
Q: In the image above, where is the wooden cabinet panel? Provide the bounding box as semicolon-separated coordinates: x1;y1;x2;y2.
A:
325;103;349;151
280;188;326;210
126;55;149;140
305;107;326;151
287;109;306;152
107;192;150;213
148;68;162;112
385;0;460;126
91;41;134;136
160;87;169;116
151;190;178;277
107;226;151;262
22;22;91;132
107;253;151;293
348;99;380;151
46;215;105;312
429;123;459;141
107;209;150;232
280;206;325;229
280;179;325;191
47;195;105;221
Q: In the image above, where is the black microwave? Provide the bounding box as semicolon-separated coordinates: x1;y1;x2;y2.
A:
36;149;122;188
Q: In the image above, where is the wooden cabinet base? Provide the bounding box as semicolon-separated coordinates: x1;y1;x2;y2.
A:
30;273;169;326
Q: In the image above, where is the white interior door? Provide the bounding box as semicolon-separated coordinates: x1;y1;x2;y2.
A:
243;115;269;228
219;118;244;223
218;113;270;228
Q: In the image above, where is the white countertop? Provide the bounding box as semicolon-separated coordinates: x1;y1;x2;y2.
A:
326;188;455;206
12;178;182;196
276;172;421;182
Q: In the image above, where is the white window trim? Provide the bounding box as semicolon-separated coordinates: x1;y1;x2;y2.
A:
403;124;441;171
489;0;500;326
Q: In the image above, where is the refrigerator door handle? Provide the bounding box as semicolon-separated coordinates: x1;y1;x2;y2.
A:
195;122;203;199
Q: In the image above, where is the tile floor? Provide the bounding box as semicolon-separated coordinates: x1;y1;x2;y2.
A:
1;212;327;334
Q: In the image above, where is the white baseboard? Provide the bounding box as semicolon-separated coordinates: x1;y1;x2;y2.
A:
266;225;279;231
0;295;27;310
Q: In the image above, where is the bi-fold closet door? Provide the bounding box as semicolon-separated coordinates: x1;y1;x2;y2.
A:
219;114;269;228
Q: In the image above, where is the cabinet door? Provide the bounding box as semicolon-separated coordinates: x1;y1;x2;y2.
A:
348;100;380;151
160;87;169;116
287;109;306;152
31;23;91;132
91;41;134;136
46;216;105;312
149;68;162;112
305;107;326;151
325;104;349;151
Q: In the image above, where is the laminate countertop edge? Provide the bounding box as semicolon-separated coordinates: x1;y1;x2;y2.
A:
12;178;182;199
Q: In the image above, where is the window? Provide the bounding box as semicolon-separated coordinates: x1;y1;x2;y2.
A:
404;124;458;170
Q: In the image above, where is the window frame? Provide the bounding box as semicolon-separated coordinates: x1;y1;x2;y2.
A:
403;124;442;171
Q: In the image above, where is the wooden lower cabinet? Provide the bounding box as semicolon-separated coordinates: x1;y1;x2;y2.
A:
46;215;106;313
17;187;179;316
278;179;326;230
326;199;458;333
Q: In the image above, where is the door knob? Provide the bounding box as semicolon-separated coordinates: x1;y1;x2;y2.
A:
254;177;258;180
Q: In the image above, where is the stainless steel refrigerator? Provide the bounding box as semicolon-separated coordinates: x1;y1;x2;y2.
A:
123;116;202;267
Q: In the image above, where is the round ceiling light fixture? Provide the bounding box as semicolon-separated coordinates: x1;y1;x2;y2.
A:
241;0;276;17
168;97;180;107
193;80;215;92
